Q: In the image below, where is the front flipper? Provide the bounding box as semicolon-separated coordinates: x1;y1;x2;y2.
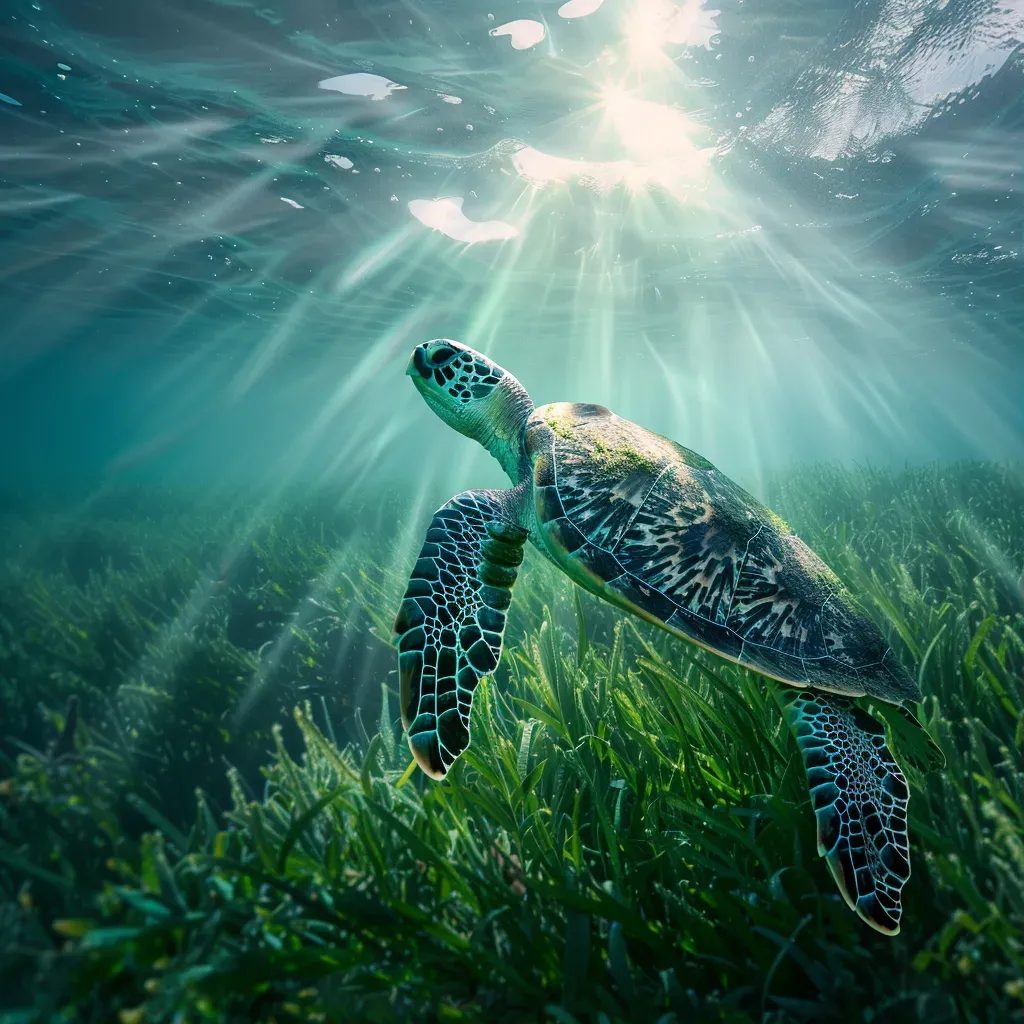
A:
781;691;911;935
393;490;527;779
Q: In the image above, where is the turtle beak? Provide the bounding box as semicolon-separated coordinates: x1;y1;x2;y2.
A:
406;346;431;379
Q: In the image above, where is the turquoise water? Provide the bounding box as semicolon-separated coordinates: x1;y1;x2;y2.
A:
2;0;1022;500
1;3;1024;1019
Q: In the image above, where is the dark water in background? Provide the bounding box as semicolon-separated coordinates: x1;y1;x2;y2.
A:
1;0;1023;506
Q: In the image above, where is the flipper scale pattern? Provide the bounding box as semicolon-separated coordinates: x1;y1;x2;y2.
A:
393;490;526;778
782;691;911;934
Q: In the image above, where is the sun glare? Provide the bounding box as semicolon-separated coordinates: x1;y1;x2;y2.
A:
599;84;715;188
624;0;676;63
624;0;722;64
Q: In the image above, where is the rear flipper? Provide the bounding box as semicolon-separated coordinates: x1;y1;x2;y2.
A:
781;691;911;935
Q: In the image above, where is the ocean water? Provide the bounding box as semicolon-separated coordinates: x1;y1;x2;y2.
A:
1;1;1024;1021
2;0;1022;496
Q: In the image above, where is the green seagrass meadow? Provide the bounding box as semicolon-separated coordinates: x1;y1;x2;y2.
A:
1;462;1022;1023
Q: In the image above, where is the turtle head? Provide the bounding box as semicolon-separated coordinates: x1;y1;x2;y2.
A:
406;339;534;480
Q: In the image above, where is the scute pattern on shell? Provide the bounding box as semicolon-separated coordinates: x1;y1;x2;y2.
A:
526;402;920;704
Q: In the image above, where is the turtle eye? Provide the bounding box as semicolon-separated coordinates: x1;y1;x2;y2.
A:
425;343;457;367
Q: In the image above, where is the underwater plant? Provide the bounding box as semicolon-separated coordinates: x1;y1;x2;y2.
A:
0;463;1020;1022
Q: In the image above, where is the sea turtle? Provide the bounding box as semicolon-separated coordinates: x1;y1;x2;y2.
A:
393;339;941;935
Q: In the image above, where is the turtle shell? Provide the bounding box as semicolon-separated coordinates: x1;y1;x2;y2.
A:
525;402;920;705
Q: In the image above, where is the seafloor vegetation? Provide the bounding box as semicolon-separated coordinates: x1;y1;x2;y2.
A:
1;463;1022;1023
